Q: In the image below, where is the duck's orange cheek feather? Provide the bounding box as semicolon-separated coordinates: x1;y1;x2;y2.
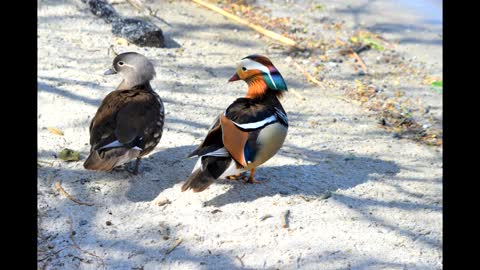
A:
239;70;262;80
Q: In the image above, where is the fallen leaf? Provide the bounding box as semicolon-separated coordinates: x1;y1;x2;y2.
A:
58;148;80;161
115;37;129;46
47;127;64;136
423;76;441;85
431;81;443;87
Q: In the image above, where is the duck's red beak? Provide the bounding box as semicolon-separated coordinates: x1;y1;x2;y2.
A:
228;73;240;82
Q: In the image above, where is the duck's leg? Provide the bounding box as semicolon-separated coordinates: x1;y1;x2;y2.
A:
246;168;261;184
126;157;141;175
132;157;141;175
227;173;247;181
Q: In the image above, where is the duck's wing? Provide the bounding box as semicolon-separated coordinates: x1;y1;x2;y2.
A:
84;89;163;171
88;90;129;151
187;113;224;158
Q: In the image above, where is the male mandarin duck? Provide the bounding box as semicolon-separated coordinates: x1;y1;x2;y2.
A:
182;54;288;192
84;52;165;174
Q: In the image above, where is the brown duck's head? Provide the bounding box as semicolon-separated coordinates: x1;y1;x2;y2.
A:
104;52;156;87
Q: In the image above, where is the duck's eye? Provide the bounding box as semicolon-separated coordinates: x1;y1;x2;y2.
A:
242;67;247;71
118;61;125;66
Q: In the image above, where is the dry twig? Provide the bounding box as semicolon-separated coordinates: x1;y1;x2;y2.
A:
166;238;183;255
338;47;368;72
108;45;119;57
54;181;94;206
125;0;172;26
235;254;246;267
289;59;325;91
68;218;105;268
281;210;290;228
126;0;144;11
349;50;368;72
38;247;66;262
260;214;273;221
191;0;296;46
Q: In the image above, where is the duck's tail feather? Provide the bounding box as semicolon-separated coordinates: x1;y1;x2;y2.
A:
83;147;141;171
181;155;232;192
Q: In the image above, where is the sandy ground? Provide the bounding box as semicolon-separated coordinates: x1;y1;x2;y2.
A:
38;0;442;269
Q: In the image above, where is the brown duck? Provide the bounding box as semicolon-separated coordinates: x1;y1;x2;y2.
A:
182;55;288;192
84;52;164;174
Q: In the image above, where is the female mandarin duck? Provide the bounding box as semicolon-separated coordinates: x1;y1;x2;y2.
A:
84;52;164;175
182;54;288;192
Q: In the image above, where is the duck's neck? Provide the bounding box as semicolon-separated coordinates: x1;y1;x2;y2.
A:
245;76;268;99
117;80;152;91
245;76;283;100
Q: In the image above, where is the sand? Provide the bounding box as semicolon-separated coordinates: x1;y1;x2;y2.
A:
38;0;442;269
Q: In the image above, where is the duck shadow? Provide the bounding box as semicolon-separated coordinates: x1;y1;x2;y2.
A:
124;145;196;202
202;147;400;207
37;145;197;202
163;33;181;48
126;145;400;205
38;144;400;207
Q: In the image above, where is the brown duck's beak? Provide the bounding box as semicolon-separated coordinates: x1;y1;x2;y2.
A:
228;72;240;82
104;68;117;75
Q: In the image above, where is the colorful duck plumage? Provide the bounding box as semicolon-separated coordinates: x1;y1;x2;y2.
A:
182;55;288;192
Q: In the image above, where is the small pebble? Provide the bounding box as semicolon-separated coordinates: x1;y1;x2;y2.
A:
79;220;88;226
80;178;89;185
106;221;112;226
154;198;171;206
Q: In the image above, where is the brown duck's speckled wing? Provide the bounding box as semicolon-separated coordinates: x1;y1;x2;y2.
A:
89;90;133;149
89;89;164;155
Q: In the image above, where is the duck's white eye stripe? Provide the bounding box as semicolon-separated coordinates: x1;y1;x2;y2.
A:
118;62;136;70
239;59;277;89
